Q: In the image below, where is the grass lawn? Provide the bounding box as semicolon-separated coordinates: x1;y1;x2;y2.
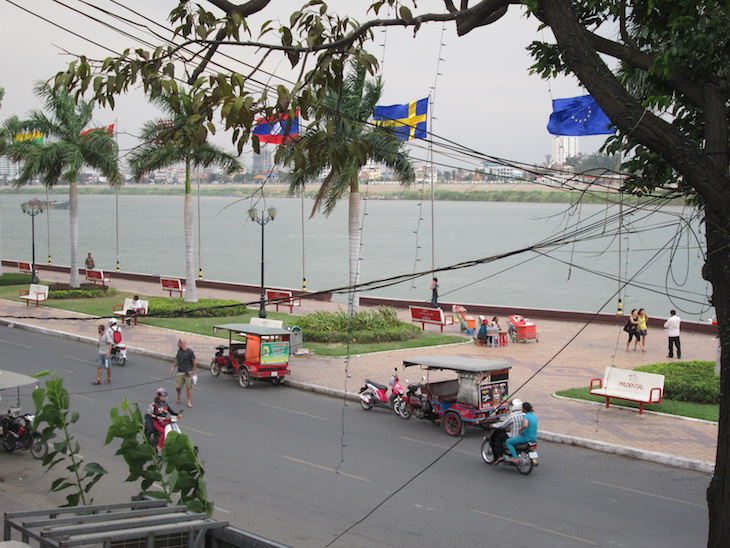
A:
1;283;469;356
555;387;719;422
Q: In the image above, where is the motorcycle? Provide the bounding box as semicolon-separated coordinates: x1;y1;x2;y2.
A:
393;377;430;419
111;343;127;367
145;413;182;450
480;434;539;475
359;369;403;411
0;408;48;459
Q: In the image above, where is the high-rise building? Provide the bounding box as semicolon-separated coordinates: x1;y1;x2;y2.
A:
252;146;273;175
0;155;19;180
551;136;579;165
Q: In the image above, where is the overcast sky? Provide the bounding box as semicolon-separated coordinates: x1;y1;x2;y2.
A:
1;0;610;170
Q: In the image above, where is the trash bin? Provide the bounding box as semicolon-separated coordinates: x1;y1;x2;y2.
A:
285;325;303;353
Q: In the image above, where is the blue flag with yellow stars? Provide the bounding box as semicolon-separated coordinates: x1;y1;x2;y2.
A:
373;98;428;140
547;94;614;136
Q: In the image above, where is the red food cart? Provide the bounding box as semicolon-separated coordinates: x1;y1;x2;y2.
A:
508;315;539;343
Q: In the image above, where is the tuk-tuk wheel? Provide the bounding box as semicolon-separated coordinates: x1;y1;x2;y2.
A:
238;368;251;388
271;376;282;386
443;411;465;436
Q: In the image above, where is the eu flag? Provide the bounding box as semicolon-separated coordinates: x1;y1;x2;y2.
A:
547;95;614;136
253;111;300;144
373;98;428;141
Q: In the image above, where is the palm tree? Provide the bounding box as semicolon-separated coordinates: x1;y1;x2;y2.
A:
5;82;121;287
278;63;415;314
128;89;242;302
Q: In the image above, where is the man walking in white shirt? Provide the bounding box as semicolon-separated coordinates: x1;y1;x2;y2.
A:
664;310;682;359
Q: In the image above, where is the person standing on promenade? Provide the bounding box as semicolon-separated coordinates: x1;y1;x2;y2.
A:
170;339;197;408
85;253;95;270
637;308;649;352
625;308;642;352
430;277;439;308
93;324;112;385
664;310;682;359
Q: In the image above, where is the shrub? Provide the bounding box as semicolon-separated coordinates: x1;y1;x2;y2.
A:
0;273;32;286
148;298;247;318
297;307;420;343
49;283;116;299
636;361;719;404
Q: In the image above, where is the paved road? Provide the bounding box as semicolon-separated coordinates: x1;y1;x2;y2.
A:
0;328;710;547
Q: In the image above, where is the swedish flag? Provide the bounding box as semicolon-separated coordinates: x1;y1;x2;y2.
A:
373;98;428;141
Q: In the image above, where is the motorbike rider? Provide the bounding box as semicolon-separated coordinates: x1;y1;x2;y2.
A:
488;398;524;464
145;388;179;450
506;401;538;463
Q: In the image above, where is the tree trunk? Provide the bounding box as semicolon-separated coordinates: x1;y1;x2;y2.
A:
184;158;197;302
69;180;79;288
347;191;361;316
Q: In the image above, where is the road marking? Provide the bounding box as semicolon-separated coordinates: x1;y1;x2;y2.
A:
214;506;231;514
400;436;451;450
258;403;327;421
75;394;96;402
0;338;32;348
183;426;213;437
591;480;706;508
282;456;371;483
472;509;598;545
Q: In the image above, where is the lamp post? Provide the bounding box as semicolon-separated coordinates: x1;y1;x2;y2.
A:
248;206;278;318
21;199;46;284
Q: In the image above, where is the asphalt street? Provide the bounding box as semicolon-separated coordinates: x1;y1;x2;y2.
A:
0;326;710;547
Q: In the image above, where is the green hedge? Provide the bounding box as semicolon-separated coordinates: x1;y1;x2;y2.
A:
0;273;32;286
297;307;421;343
49;283;116;299
635;361;719;404
148;298;247;318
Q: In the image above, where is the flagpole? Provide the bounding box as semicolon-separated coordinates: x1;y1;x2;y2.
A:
45;185;51;264
197;165;203;279
114;119;120;272
301;189;307;291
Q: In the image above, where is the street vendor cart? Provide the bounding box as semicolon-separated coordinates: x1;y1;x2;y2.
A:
211;323;291;388
403;356;511;436
508;314;539;343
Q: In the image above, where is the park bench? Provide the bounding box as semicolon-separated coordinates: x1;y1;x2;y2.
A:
266;289;302;313
409;305;455;333
86;269;111;285
589;367;664;414
113;297;149;326
160;277;185;298
17;261;32;275
19;284;48;307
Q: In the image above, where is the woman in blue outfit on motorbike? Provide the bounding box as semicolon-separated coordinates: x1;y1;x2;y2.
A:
505;401;538;462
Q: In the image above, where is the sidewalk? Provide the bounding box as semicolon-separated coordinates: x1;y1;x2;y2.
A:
0;272;718;473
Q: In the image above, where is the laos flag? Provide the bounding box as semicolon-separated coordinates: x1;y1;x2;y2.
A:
252;111;300;144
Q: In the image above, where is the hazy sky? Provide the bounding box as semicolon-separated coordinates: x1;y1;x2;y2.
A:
1;0;609;170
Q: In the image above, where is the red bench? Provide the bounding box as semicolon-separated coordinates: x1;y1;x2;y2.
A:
409;305;455;333
160;277;185;298
590;368;664;414
85;269;111;285
266;289;302;313
18;261;32;275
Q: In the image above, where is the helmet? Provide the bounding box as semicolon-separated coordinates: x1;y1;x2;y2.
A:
155;388;168;398
108;318;118;326
510;399;523;412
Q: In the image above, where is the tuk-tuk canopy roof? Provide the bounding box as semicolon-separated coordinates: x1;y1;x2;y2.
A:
403;356;511;373
0;370;39;390
213;323;291;337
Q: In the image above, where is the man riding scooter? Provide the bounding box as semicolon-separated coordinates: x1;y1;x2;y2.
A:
487;398;524;464
145;388;180;451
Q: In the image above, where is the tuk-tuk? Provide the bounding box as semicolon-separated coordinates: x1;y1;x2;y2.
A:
403;356;511;436
211;323;291;388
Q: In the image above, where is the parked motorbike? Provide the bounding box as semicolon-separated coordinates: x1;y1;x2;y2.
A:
210;345;231;376
393;377;429;419
480;434;539;475
0;408;48;459
111;343;127;367
359;370;403;411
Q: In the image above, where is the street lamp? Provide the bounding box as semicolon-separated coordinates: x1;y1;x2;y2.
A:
248;206;278;318
20;199;46;284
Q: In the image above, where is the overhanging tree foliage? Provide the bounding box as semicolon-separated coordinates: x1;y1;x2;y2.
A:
54;1;729;545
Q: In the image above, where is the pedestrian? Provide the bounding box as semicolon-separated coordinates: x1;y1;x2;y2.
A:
170;338;197;408
637;308;649;352
664;310;682;359
93;324;112;385
85;252;95;270
625;308;642;352
430;277;439;308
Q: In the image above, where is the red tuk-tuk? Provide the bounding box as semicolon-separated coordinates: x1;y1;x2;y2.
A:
402;356;511;436
210;323;291;388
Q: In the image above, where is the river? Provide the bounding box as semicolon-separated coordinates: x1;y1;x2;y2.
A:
0;192;712;321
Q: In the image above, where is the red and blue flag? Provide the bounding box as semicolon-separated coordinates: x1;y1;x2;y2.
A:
252;111;300;144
